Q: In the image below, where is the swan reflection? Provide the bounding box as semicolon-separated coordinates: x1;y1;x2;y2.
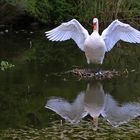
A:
84;83;105;129
46;93;87;124
45;82;140;128
102;94;140;127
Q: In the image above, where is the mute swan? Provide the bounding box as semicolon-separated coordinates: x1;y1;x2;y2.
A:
45;18;140;64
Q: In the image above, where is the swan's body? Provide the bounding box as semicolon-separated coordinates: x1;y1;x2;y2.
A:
45;18;140;64
84;32;106;64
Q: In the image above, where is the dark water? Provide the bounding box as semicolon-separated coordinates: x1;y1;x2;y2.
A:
0;30;140;139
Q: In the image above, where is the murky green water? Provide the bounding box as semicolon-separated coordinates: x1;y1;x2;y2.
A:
0;29;140;139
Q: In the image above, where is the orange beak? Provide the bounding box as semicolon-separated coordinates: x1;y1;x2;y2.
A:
92;23;97;30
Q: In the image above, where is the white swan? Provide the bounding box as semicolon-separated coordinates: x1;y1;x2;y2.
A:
45;18;140;64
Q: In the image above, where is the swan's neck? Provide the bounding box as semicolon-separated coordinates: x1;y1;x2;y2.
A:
93;22;99;32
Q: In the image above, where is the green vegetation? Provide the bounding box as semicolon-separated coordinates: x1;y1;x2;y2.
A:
1;1;140;139
0;61;15;71
1;0;140;26
1;0;140;69
0;0;25;24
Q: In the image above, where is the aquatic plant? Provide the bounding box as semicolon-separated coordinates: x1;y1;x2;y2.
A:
0;61;15;71
0;119;140;140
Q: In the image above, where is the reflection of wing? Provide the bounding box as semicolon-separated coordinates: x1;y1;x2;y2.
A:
102;94;140;127
45;92;88;124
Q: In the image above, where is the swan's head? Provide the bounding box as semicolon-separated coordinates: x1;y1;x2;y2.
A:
93;18;98;24
92;18;98;31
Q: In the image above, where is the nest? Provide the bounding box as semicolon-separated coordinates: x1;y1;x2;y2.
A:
64;68;129;80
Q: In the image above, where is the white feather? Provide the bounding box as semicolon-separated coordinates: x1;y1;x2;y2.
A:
45;18;140;64
45;19;89;51
101;20;140;52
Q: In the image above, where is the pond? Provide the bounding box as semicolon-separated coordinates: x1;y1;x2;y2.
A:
0;29;140;139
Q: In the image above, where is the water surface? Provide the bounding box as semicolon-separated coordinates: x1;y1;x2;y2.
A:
0;29;140;139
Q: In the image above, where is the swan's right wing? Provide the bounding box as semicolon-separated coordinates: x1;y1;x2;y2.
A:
45;19;89;51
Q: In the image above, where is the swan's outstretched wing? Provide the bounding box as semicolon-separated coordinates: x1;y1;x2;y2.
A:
45;19;89;51
45;92;88;124
101;20;140;52
102;94;140;127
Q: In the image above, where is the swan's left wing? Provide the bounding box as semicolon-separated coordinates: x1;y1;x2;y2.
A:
101;20;140;52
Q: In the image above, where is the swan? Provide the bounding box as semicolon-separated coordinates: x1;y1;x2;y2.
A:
45;18;140;64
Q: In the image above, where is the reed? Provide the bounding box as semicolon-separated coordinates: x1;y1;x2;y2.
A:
77;0;140;28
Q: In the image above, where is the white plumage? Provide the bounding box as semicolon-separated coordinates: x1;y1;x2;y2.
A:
45;18;140;64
